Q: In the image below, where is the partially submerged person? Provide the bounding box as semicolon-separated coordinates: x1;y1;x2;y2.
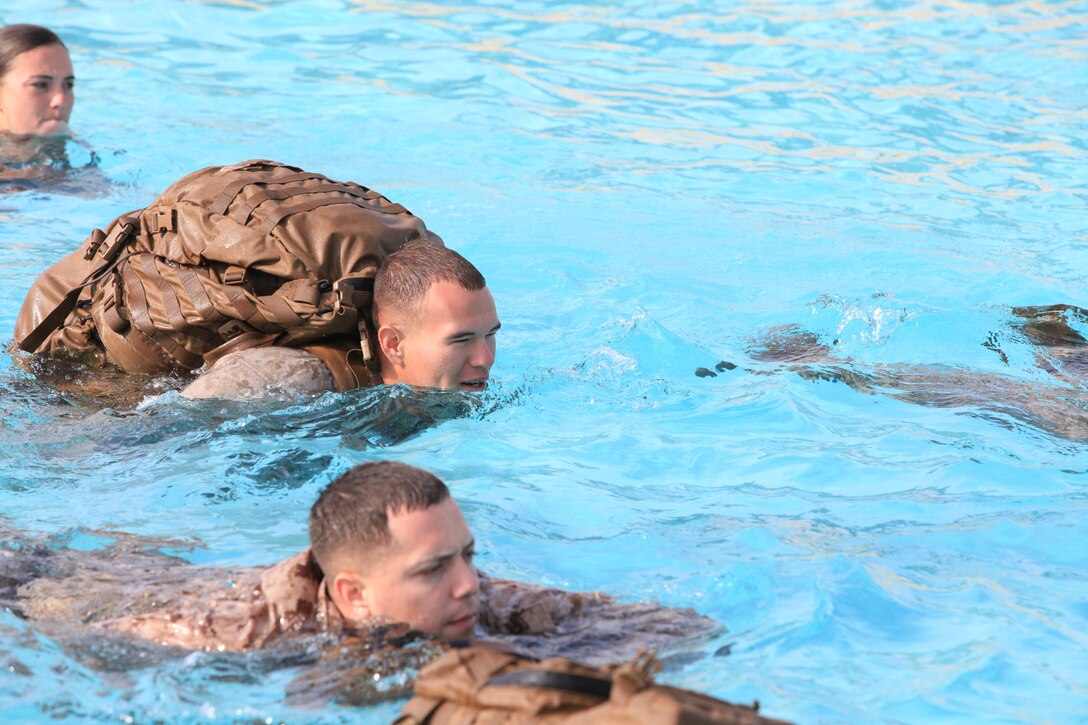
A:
697;304;1088;441
0;464;791;721
179;241;500;400
3;462;716;662
1006;303;1088;383
12;159;475;404
0;24;73;138
0;24;76;190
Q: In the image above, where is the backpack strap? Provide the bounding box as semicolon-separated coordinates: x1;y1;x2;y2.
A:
220;284;280;334
301;337;380;391
334;272;381;375
487;670;612;699
173;268;218;324
229;184;400;226
257;194;408;236
121;255;206;369
136;254;188;332
18;279;94;354
208;171;326;216
202;331;281;368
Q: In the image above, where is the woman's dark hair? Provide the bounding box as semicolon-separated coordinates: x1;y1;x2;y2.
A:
0;24;66;81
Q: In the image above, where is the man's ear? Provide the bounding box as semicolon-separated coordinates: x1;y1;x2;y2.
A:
331;572;372;625
377;324;405;367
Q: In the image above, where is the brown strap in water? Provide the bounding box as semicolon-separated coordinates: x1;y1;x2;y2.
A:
259;293;304;328
487;669;612;699
18;283;89;354
139;254;187;332
123;256;204;369
140;264;220;346
102;294;128;334
120;259;154;334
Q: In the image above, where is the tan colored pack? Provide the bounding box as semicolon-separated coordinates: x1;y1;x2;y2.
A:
396;646;795;725
14;159;442;390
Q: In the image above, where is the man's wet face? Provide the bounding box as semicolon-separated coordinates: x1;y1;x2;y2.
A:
386;282;500;391
360;497;479;640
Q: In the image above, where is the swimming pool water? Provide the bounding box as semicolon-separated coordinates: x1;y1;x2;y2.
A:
1;1;1086;722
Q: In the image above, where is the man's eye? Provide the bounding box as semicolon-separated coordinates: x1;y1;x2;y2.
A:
464;549;475;561
31;82;48;90
64;80;75;90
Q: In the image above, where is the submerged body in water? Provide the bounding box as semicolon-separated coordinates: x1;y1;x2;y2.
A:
4;350;498;454
699;304;1088;441
0;134;68;190
0;133;103;195
0;526;719;705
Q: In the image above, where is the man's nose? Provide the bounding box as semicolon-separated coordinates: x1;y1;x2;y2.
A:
469;339;495;369
451;558;479;600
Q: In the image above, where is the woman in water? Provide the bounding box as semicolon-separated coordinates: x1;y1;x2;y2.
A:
0;24;76;189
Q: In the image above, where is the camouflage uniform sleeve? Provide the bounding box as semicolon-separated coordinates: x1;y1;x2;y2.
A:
476;573;723;665
99;550;321;652
99;586;273;652
477;572;612;635
259;549;322;635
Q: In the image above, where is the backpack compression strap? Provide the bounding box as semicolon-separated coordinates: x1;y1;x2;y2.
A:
487;669;613;699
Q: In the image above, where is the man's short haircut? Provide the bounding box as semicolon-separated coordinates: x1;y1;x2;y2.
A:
373;241;486;326
309;461;450;575
0;25;66;81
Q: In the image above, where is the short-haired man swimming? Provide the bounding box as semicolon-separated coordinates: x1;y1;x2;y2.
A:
180;243;501;400
2;462;714;658
0;465;788;721
372;240;499;393
309;461;480;641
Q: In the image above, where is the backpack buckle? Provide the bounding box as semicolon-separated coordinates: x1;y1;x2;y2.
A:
149;208;177;235
223;266;248;285
86;221;135;262
334;274;375;313
83;228;107;260
101;222;134;260
218;319;254;340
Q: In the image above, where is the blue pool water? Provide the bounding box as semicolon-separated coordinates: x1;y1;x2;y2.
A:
2;1;1086;722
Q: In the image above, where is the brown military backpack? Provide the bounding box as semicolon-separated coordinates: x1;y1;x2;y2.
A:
14;159;442;390
396;646;795;725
